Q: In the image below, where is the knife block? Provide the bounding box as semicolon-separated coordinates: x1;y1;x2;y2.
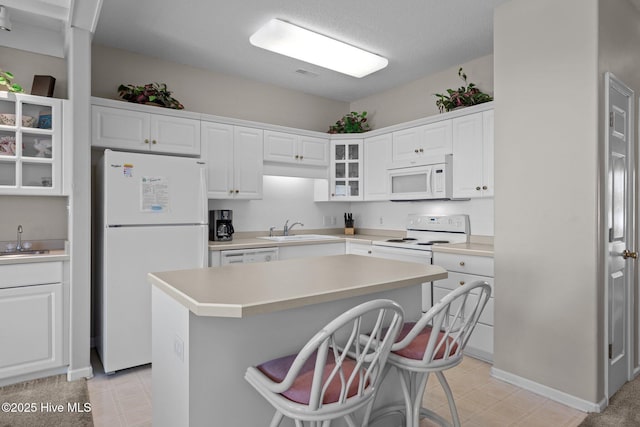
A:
344;227;355;235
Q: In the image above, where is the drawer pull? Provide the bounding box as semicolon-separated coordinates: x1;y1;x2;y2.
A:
459;261;465;266
459;281;465;286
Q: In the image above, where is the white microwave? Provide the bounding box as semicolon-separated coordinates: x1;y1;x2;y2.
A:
388;156;452;200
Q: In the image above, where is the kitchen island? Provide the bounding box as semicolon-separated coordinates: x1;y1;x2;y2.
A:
148;254;446;427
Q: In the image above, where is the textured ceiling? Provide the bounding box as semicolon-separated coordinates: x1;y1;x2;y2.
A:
93;0;508;102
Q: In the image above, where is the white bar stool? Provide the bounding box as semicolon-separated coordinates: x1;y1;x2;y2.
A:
245;299;405;427
369;280;492;427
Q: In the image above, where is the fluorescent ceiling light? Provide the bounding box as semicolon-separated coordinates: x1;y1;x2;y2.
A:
250;18;388;78
0;6;11;31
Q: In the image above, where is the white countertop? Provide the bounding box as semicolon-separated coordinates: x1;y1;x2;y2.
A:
431;242;494;257
207;234;388;251
148;254;447;318
0;249;69;265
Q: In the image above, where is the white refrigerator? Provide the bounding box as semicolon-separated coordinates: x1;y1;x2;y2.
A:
96;149;208;373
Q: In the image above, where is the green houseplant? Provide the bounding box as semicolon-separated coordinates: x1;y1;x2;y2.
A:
0;70;24;93
117;82;184;109
328;111;370;134
434;67;492;113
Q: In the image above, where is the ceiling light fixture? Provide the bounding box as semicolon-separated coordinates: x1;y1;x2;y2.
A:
250;18;388;78
0;6;11;31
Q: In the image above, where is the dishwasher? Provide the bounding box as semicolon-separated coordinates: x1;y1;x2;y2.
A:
220;247;279;265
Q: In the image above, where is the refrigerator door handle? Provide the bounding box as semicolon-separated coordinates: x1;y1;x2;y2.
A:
199;166;208;224
201;226;209;268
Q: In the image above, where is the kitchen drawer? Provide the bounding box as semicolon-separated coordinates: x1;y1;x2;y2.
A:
433;285;494;326
435;272;494;294
432;252;493;276
0;262;63;289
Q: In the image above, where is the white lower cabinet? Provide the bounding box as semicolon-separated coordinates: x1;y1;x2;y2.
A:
346;241;373;256
278;243;345;260
431;252;494;362
0;262;66;380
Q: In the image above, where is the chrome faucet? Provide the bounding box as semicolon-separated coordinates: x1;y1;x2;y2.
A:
283;219;304;236
16;224;23;252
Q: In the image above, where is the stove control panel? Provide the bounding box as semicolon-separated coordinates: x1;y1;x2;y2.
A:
407;214;470;234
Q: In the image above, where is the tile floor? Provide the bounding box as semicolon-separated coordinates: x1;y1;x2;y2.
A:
87;350;587;427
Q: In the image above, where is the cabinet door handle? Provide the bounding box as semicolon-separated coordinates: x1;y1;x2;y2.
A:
476;186;481;191
299;155;303;160
414;149;419;153
459;280;465;286
295;155;299;159
459;261;465;266
482;185;488;190
419;148;424;153
367;250;372;254
144;139;150;144
229;190;234;194
235;189;239;194
152;140;157;144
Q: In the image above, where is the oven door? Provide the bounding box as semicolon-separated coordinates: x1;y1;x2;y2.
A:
370;245;433;312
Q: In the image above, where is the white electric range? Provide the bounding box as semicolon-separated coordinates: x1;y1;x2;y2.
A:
371;214;470;311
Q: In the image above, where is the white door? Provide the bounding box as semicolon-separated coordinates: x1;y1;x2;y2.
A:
606;73;635;398
233;126;263;199
103;150;207;225
150;115;201;156
92;106;150;151
202;122;234;198
298;135;329;166
364;133;392;200
101;224;207;373
452;112;484;198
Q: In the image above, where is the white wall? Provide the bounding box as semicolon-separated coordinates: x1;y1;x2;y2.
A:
208;176;348;233
209;176;494;236
0;47;67;98
350;199;493;236
494;0;600;403
0;196;68;241
350;55;494;129
91;45;348;133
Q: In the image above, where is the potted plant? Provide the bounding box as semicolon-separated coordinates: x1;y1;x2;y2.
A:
328;111;370;134
0;70;24;93
117;82;184;110
434;67;492;113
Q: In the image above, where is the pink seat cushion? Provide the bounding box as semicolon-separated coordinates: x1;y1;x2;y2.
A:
393;322;458;360
257;350;364;405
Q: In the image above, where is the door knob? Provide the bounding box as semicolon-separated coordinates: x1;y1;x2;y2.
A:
622;249;638;260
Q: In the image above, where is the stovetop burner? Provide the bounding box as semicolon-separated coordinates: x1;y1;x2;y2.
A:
386;238;417;243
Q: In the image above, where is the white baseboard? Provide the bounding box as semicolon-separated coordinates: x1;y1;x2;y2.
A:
0;366;68;387
67;365;93;381
490;367;606;413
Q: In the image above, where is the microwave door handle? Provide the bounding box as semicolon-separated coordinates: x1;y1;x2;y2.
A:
427;166;433;197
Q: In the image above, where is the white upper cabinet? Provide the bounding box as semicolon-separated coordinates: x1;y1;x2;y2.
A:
452;110;494;198
201;122;263;199
92;103;201;156
364;133;392;201
330;138;363;201
263;130;328;167
391;120;452;167
0;93;63;195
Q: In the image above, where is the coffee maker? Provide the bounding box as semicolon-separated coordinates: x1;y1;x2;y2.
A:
210;210;234;241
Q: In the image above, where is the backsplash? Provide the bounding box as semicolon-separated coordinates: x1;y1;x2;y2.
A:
209;176;494;236
0;196;68;241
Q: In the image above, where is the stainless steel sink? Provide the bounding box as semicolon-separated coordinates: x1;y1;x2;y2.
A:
257;234;341;242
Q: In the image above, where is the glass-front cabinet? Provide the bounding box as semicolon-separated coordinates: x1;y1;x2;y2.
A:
330;138;363;201
0;92;62;195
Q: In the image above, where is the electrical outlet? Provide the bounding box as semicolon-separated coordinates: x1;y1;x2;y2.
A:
331;216;337;225
379;216;384;225
174;335;184;362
